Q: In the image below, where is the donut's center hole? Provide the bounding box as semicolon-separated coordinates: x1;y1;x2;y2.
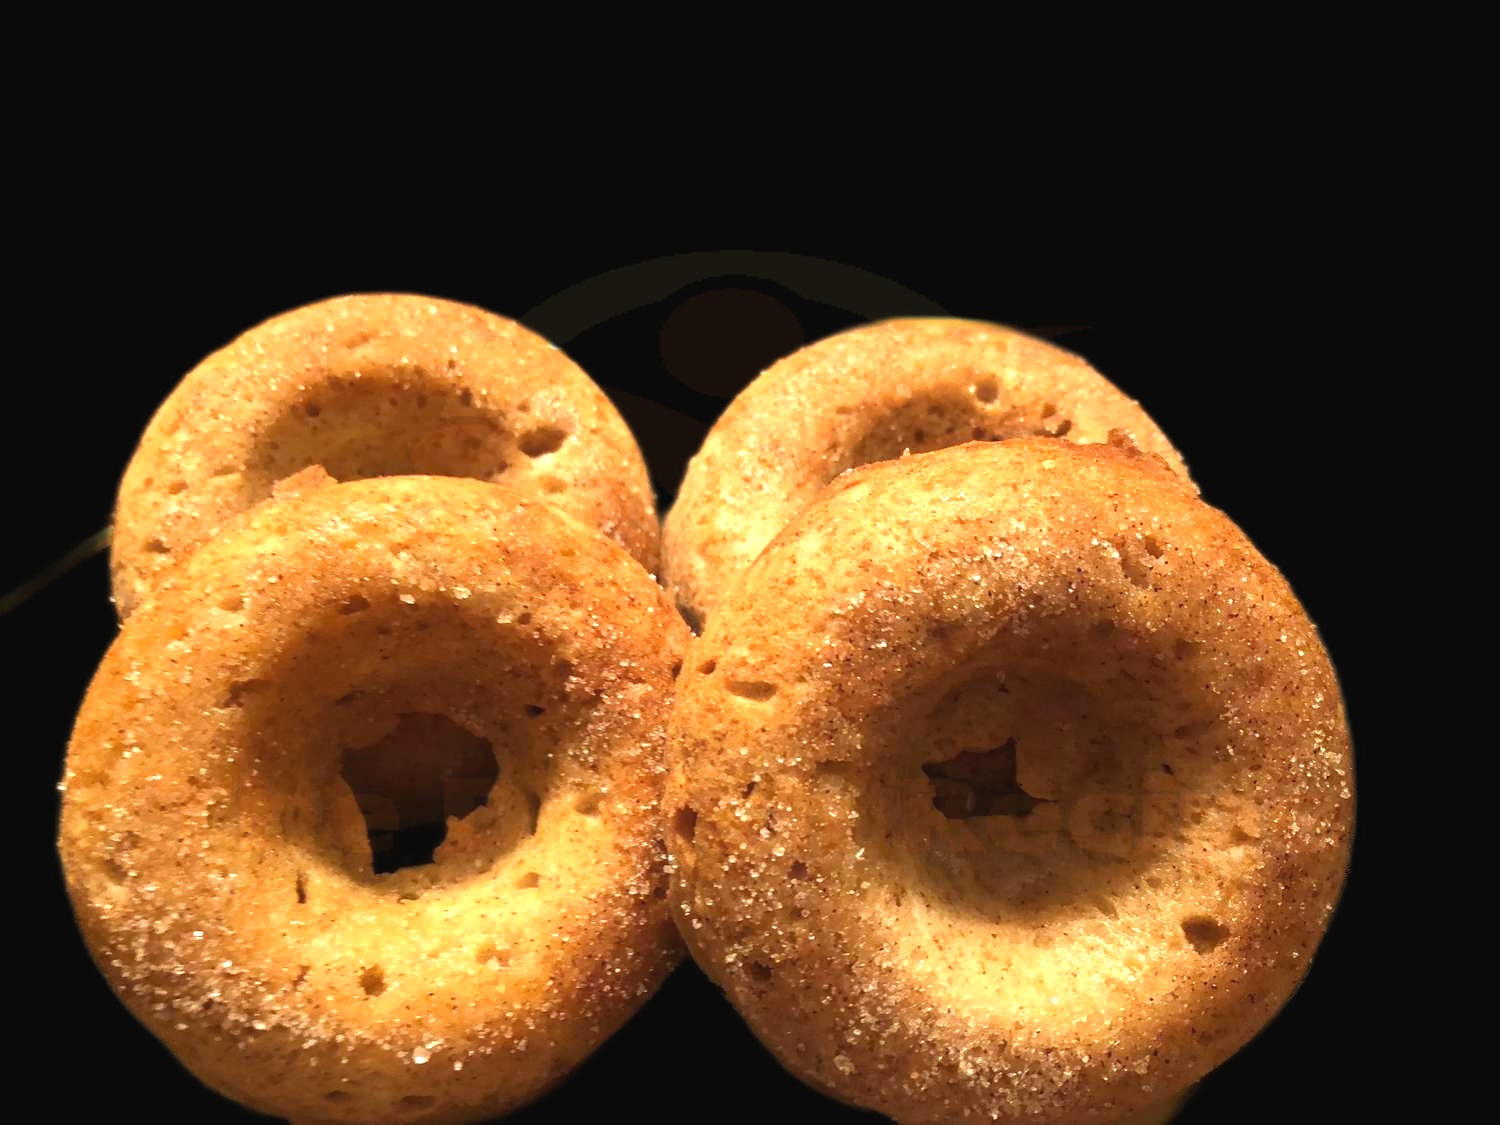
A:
856;640;1233;925
340;713;500;874
837;384;1075;484
923;738;1053;819
248;373;570;500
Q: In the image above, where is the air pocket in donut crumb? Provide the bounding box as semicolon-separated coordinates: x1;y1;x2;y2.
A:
1181;916;1230;954
518;426;567;457
338;594;370;615
575;791;603;815
359;965;386;996
726;679;778;701
221;679;272;708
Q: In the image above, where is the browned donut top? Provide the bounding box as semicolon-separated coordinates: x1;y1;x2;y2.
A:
111;293;658;618
663;319;1187;626
62;476;688;1124
666;439;1351;1125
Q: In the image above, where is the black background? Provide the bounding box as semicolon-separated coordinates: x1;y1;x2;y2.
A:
12;238;1379;1122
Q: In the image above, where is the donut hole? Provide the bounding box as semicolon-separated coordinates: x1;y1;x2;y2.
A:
246;371;563;499
227;590;593;893
922;739;1052;820
858;620;1246;928
340;713;502;875
843;385;1001;472
833;383;1084;492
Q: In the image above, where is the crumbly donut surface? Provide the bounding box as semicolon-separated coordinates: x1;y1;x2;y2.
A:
112;293;659;618
61;476;689;1124
666;439;1352;1124
662;319;1187;626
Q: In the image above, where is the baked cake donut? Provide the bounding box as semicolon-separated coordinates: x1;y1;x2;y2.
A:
111;293;659;618
663;319;1188;627
665;438;1353;1124
59;475;689;1123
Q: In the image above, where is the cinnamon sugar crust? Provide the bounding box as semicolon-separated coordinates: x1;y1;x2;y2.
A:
665;439;1352;1124
663;319;1187;627
111;294;659;618
61;476;688;1123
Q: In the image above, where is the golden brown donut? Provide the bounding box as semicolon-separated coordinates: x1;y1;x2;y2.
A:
662;319;1187;627
60;475;688;1123
665;438;1353;1124
111;293;659;618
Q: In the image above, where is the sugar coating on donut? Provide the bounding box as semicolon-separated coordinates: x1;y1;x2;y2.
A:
666;439;1352;1124
61;477;690;1123
663;319;1189;627
111;293;660;618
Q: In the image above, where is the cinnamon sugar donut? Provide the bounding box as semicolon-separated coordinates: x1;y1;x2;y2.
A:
663;319;1188;627
60;475;688;1123
665;439;1352;1124
111;293;659;618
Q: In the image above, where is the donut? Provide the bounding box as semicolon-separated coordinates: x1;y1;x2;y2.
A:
59;474;689;1123
663;318;1188;627
665;438;1353;1124
110;293;659;619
